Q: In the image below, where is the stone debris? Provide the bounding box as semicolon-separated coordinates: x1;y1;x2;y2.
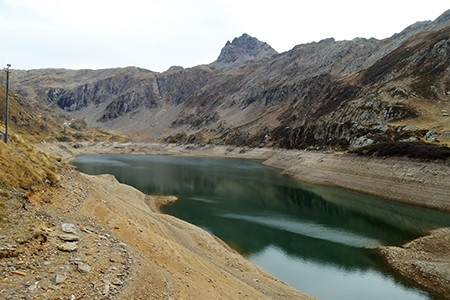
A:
0;171;135;300
58;233;80;241
51;273;66;285
380;228;450;298
57;242;78;252
62;223;77;234
425;129;441;142
77;263;92;273
109;252;122;263
413;261;450;281
350;135;374;148
112;278;123;286
12;270;27;276
103;280;111;295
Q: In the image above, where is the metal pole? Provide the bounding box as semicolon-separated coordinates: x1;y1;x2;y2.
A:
4;64;10;143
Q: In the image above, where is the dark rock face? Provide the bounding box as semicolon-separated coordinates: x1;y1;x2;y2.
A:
44;70;160;121
11;10;450;149
98;88;159;122
155;67;213;106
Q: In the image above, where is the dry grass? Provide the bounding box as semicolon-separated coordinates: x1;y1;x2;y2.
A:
387;97;450;145
0;86;128;144
0;84;128;190
0;131;60;190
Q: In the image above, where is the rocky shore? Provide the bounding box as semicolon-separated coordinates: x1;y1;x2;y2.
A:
1;142;316;300
26;142;450;299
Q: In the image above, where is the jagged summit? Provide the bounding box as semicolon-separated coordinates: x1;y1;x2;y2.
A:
435;9;450;24
210;33;278;69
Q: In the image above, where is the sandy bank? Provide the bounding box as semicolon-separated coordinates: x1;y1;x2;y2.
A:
75;172;313;299
35;141;450;299
28;142;315;299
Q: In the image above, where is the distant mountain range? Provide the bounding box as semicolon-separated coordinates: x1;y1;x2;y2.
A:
8;9;450;150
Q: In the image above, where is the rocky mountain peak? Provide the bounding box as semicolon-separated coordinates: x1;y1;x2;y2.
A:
435;9;450;24
228;33;261;49
211;33;278;69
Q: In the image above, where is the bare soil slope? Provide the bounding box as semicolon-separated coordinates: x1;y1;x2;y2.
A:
33;141;450;299
0;146;314;299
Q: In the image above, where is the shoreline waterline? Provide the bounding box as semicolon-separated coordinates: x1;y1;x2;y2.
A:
37;141;450;213
37;141;450;299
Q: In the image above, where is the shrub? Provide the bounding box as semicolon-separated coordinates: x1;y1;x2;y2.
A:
353;141;450;160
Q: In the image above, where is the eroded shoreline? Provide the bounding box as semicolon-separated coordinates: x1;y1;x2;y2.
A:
38;141;450;212
36;141;450;299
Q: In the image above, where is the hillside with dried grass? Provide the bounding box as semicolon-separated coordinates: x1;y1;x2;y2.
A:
0;135;60;190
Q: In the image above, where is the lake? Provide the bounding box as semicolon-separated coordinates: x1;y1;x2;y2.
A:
73;154;450;300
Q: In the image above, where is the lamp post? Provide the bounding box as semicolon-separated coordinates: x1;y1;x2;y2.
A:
4;64;10;143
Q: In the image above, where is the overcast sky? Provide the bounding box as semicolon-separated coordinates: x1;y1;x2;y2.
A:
0;0;449;72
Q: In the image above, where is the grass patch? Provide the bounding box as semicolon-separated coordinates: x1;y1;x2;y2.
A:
0;133;60;190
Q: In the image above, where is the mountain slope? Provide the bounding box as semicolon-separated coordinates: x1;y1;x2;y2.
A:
10;9;450;149
0;82;125;143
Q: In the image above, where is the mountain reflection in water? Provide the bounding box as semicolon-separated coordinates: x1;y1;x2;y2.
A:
73;154;450;300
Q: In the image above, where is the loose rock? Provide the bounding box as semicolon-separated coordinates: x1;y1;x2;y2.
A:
62;223;77;234
77;263;91;273
58;234;80;242
57;242;78;252
12;270;27;276
51;274;66;285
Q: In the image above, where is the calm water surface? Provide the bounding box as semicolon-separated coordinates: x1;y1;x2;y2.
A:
73;154;450;300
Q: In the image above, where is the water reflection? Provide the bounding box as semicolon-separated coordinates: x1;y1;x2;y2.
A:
221;213;381;248
73;154;450;300
250;245;430;300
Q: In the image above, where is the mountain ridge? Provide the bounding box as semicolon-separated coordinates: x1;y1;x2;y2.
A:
8;9;450;149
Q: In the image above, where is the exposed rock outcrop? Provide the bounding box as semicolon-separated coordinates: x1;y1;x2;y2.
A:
11;9;450;149
435;9;450;24
210;33;278;69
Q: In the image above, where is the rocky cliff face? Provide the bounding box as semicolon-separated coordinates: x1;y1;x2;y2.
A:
210;33;278;69
11;9;450;149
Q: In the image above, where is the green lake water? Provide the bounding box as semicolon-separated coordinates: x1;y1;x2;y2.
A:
73;154;450;300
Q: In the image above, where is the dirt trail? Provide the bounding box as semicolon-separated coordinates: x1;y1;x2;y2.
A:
30;141;450;299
